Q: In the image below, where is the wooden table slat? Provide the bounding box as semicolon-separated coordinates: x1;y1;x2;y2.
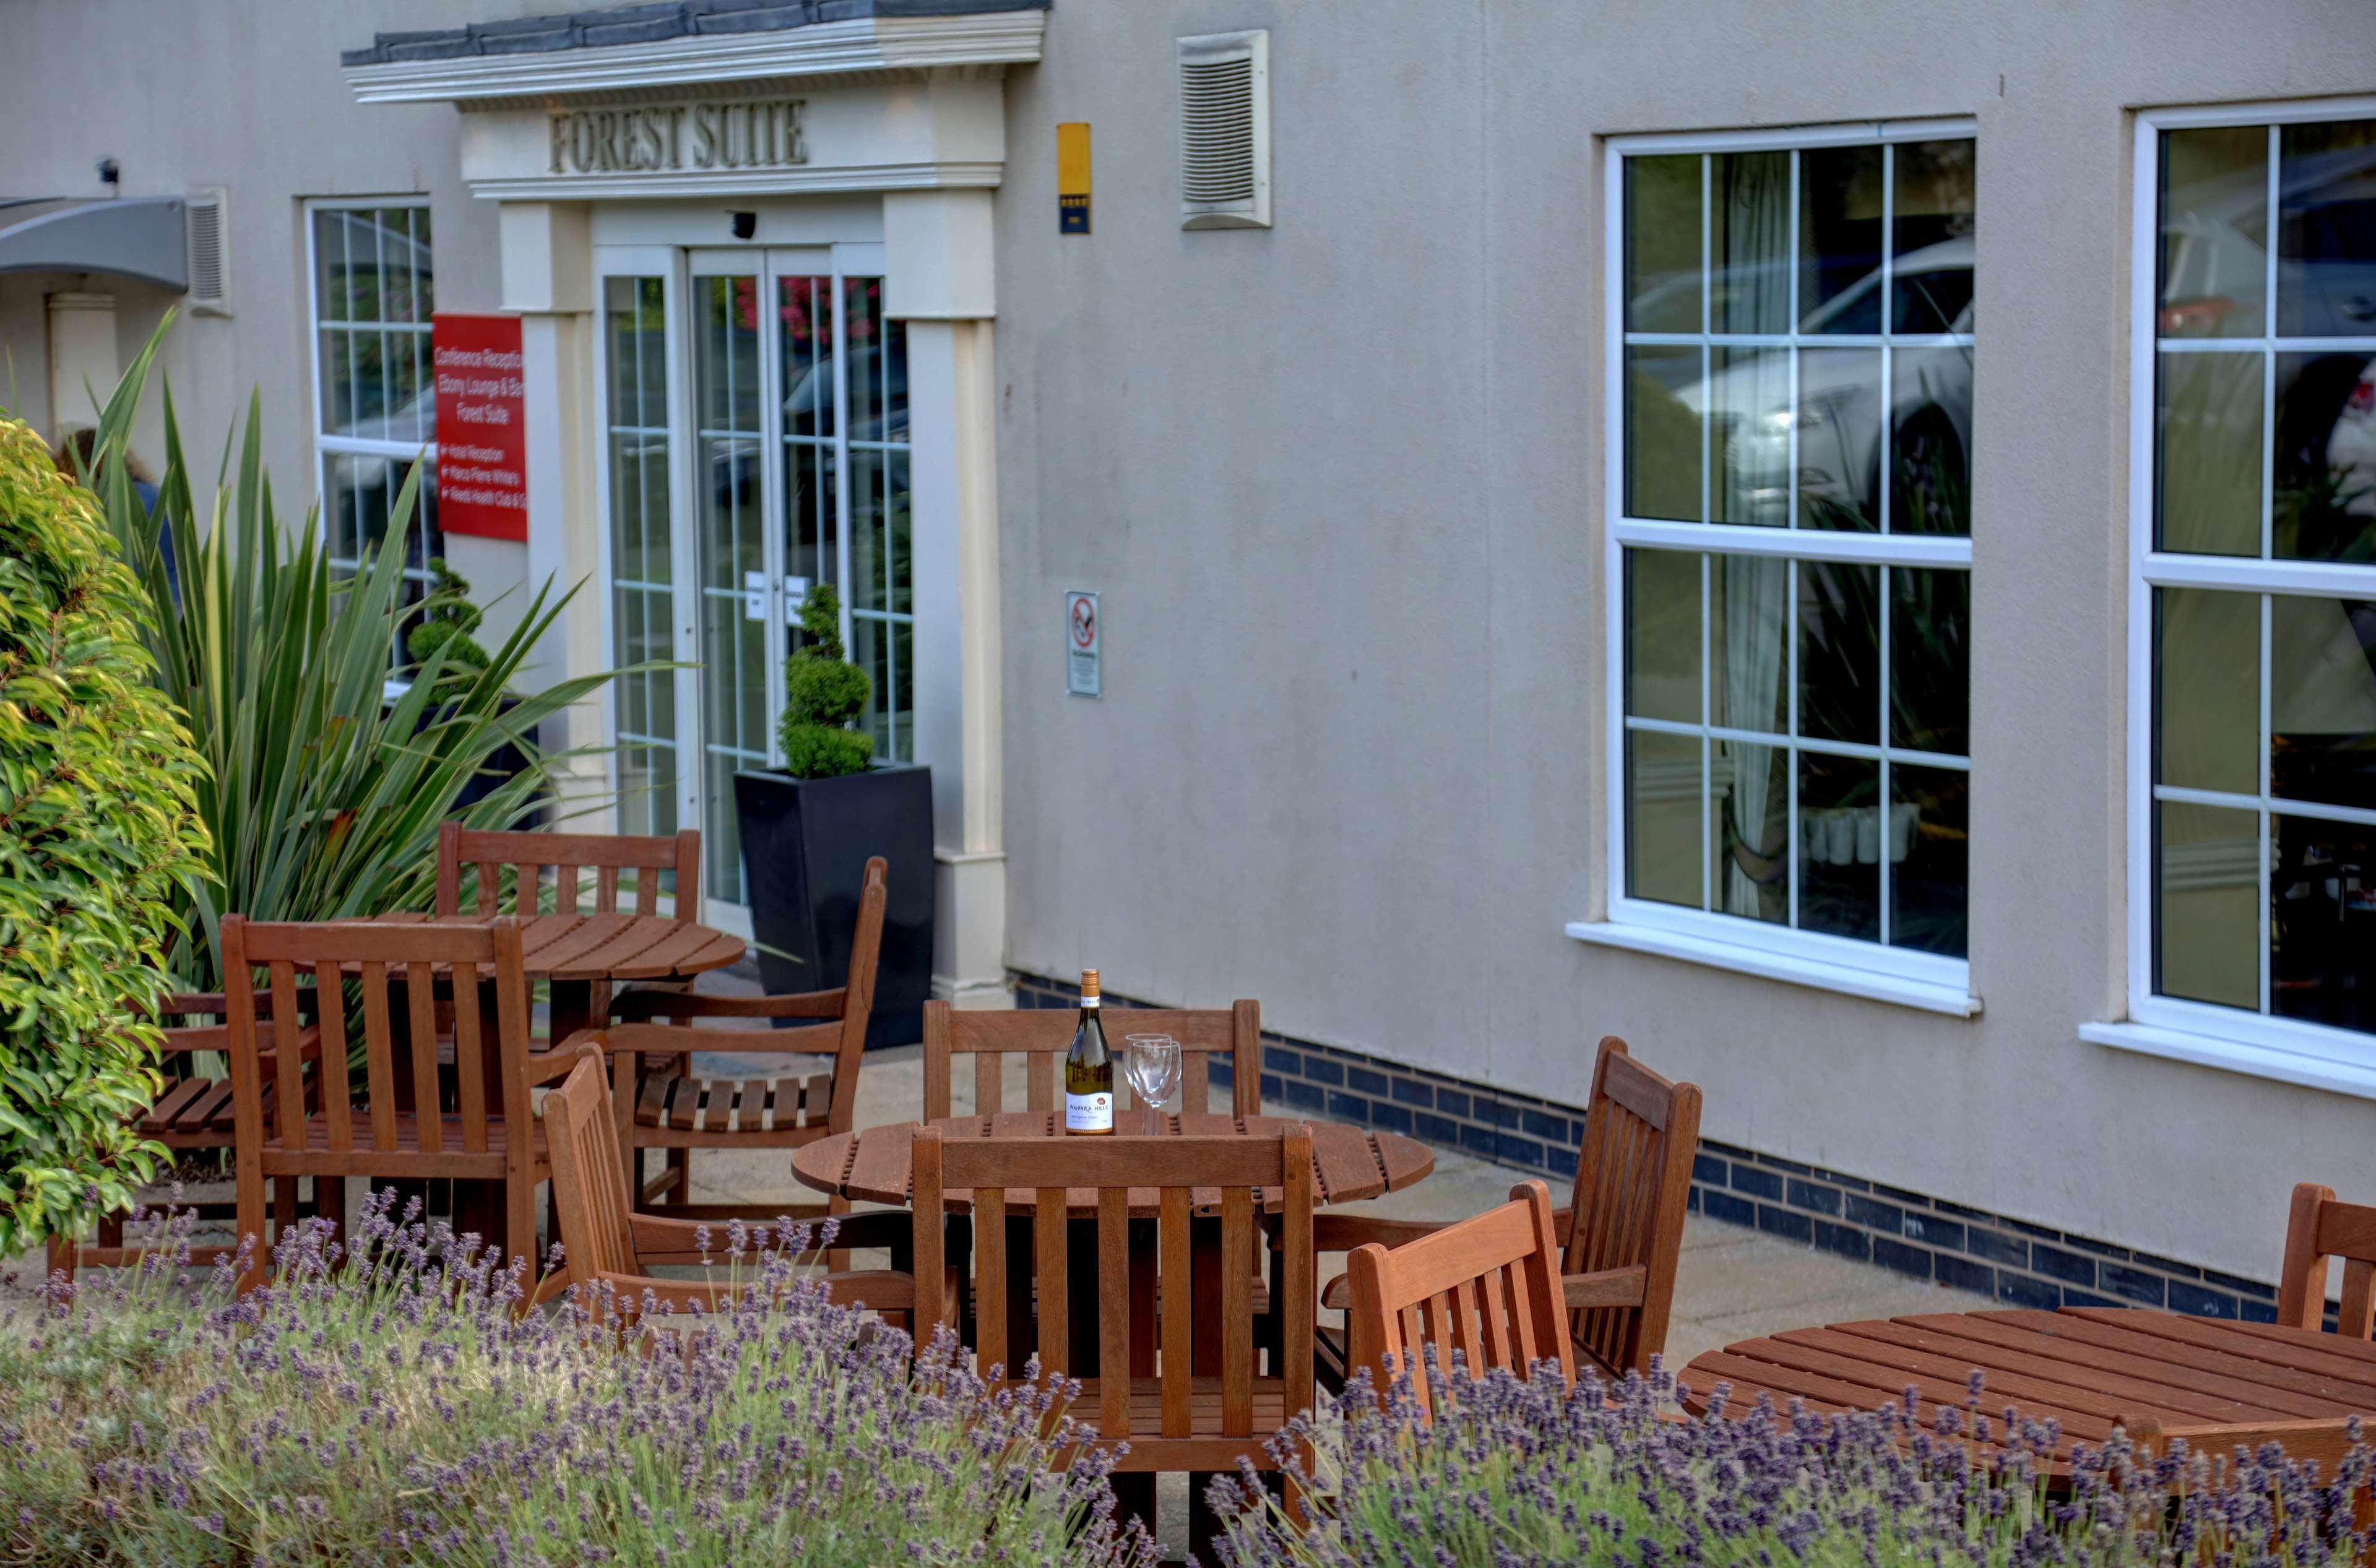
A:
1684;1307;2376;1467
1868;1315;2343;1419
1739;1333;2119;1439
2030;1309;2376;1396
1789;1324;2257;1426
574;918;714;981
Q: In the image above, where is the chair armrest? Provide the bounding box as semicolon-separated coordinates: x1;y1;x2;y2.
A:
590;1021;845;1058
1562;1265;1648;1312
1321;1272;1350;1312
1311;1213;1450;1252
523;1048;589;1086
612;987;848;1023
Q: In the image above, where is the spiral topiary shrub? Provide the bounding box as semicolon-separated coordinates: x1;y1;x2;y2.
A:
0;414;207;1253
777;582;875;779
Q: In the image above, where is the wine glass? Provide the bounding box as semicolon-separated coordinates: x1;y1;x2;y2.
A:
1123;1033;1182;1127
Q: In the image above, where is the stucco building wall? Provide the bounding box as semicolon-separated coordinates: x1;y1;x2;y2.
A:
992;0;2376;1283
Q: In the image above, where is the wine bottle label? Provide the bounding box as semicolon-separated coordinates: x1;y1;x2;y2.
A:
1065;1090;1113;1132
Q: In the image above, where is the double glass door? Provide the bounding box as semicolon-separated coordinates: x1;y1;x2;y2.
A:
600;246;914;923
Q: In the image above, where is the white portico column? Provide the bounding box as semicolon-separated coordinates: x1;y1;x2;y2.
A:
887;189;1007;1009
496;201;608;804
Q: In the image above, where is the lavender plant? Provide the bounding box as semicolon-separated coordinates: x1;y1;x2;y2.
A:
0;1192;1157;1566
1212;1354;2376;1568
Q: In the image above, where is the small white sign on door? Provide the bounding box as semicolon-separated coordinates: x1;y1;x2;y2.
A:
1066;589;1100;697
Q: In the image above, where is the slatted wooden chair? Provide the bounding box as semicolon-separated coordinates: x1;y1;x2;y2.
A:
909;1126;1315;1520
604;857;888;1213
436;822;702;924
2279;1184;2376;1337
1342;1179;1578;1413
541;1041;928;1325
46;991;326;1282
921;999;1263;1121
1315;1036;1700;1389
224;915;557;1296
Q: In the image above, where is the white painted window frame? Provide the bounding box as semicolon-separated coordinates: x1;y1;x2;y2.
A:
303;196;439;589
2087;95;2376;1100
1573;118;1981;1019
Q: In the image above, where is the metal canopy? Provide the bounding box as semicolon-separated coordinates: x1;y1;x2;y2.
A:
0;197;186;291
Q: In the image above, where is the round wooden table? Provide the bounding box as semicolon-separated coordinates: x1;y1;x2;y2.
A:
1680;1304;2376;1465
793;1108;1435;1215
367;910;746;1039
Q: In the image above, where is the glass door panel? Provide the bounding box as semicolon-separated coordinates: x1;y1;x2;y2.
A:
779;272;838;627
601;274;681;864
693;272;771;905
840;276;915;761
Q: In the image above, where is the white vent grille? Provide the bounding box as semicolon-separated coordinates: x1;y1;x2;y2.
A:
1178;30;1269;230
186;188;228;315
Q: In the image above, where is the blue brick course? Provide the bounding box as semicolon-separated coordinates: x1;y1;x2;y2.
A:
1936;1254;1994;1295
1701;1189;1756;1227
1786;1179;1842;1217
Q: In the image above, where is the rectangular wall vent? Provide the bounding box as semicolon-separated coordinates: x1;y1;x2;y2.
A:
186;188;228;315
1178;29;1269;230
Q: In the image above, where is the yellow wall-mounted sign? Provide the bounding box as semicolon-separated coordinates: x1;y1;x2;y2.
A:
1058;121;1091;233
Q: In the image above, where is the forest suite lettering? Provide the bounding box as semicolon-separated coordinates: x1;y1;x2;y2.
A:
549;100;807;174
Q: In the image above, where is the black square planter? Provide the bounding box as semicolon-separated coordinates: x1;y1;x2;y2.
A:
734;764;935;1049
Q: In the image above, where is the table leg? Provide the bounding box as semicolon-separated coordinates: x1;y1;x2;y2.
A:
548;980;597;1046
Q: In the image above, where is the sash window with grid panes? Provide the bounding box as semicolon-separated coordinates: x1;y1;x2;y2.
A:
1605;123;1975;999
309;202;439;610
2132;104;2376;1059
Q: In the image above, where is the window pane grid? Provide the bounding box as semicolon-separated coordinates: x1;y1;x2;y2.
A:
2148;113;2376;1037
1619;126;1974;963
1623;138;1974;544
311;203;438;603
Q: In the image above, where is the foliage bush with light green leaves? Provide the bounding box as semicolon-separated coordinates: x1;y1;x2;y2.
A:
0;412;207;1253
73;319;634;991
777;582;875;779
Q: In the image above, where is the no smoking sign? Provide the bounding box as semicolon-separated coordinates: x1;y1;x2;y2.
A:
1065;590;1101;697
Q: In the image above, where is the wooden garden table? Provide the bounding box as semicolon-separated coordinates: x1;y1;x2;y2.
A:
363;910;746;1041
1679;1305;2376;1465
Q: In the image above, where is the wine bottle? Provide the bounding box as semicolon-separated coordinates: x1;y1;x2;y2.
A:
1063;968;1114;1135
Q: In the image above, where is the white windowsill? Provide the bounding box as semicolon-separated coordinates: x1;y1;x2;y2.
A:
2080;1019;2376;1103
1566;919;1982;1018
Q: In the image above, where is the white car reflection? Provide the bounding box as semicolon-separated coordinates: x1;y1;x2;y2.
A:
1669;238;1974;531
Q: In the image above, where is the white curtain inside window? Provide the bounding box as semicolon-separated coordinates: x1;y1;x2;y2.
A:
1718;158;1793;920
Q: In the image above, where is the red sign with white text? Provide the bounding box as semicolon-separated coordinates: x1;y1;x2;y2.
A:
432;313;529;542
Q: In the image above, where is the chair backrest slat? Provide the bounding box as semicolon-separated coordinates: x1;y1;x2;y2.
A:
910;1127;1313;1441
406;962;442;1153
437;823;701;920
1562;1038;1701;1378
360;961;398;1148
312;960;353;1153
1346;1181;1576;1418
922;999;1263;1122
1159;1186;1193;1437
268;961;307;1150
2281;1182;2376;1337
